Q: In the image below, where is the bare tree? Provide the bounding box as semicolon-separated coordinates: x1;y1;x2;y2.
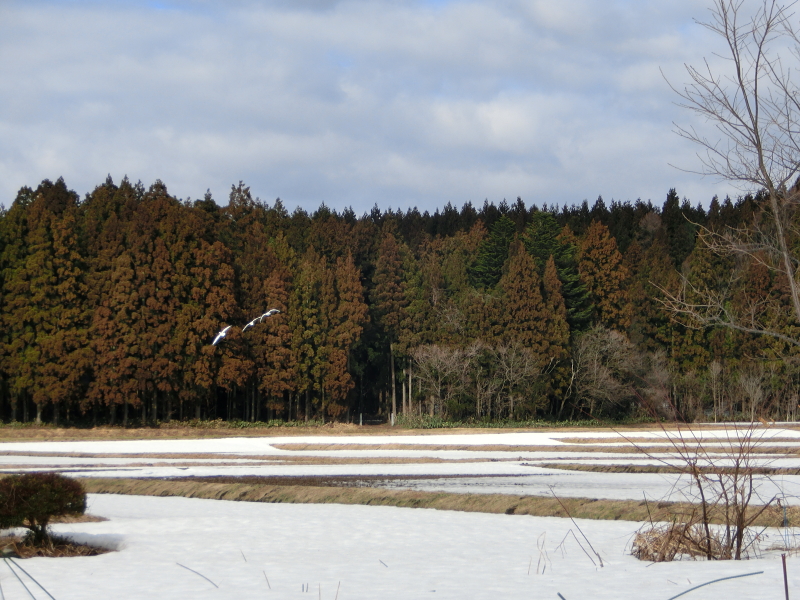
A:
662;0;800;347
737;367;766;420
494;340;544;418
466;340;502;419
410;345;468;416
571;326;642;417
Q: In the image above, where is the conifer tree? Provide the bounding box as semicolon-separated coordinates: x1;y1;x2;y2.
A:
192;240;238;416
289;246;323;420
542;255;570;357
662;189;698;268
497;241;550;355
578;221;632;332
0;187;33;420
541;255;572;415
471;214;516;289
495;242;553;415
3;180;88;423
37;208;92;423
324;252;368;417
255;264;294;418
523;213;592;332
623;224;677;352
372;229;408;418
89;252;141;424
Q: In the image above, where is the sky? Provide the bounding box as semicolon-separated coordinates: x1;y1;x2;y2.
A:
0;0;741;214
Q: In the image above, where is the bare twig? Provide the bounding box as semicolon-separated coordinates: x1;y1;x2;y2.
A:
176;562;219;589
549;487;604;567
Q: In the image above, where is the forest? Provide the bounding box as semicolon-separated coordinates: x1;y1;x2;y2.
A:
0;175;796;426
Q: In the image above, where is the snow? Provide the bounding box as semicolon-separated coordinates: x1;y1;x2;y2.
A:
1;429;799;598
2;429;800;503
0;493;791;600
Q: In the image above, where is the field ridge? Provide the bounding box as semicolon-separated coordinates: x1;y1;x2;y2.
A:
82;477;793;526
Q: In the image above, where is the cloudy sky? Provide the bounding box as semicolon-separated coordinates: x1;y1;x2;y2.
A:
0;0;737;214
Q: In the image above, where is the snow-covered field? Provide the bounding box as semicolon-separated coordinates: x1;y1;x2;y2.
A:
2;428;800;502
0;493;793;600
1;428;799;599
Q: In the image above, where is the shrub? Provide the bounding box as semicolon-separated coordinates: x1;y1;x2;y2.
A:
0;473;86;546
628;420;777;560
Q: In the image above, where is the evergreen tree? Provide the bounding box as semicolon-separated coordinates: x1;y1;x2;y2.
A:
542;255;570;357
289;246;323;420
497;242;550;355
470;214;516;288
37;208;92;423
578;221;632;332
495;242;552;414
523;213;592;332
88;252;141;424
0;187;34;420
321;252;368;417
2;180;88;423
372;228;409;418
662;188;698;267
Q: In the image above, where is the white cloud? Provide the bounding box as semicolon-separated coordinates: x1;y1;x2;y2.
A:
0;0;743;211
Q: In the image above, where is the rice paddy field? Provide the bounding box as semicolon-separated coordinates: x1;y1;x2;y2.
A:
0;424;798;599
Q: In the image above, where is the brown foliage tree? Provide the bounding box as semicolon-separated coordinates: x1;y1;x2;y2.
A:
578;221;632;331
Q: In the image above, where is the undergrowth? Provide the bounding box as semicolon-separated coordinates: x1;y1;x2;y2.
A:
0;414;663;430
394;414;657;429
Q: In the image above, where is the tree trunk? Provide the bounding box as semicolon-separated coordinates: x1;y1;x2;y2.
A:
390;342;396;422
408;362;413;414
402;367;407;415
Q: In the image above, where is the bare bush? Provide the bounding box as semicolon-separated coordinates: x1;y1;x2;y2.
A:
632;518;727;562
629;420;778;560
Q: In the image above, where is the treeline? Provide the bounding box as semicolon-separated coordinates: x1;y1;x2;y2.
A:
0;176;797;426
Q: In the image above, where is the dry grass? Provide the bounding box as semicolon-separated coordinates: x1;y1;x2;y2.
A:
0;423;363;442
0;421;735;442
51;513;107;524
631;522;724;562
560;436;800;445
0;534;111;558
272;442;800;455
535;462;800;475
80;477;795;527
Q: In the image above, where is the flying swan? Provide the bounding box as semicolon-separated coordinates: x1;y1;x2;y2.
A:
211;309;281;345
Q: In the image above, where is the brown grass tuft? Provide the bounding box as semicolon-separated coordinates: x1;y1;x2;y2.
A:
1;534;111;558
631;521;724;562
